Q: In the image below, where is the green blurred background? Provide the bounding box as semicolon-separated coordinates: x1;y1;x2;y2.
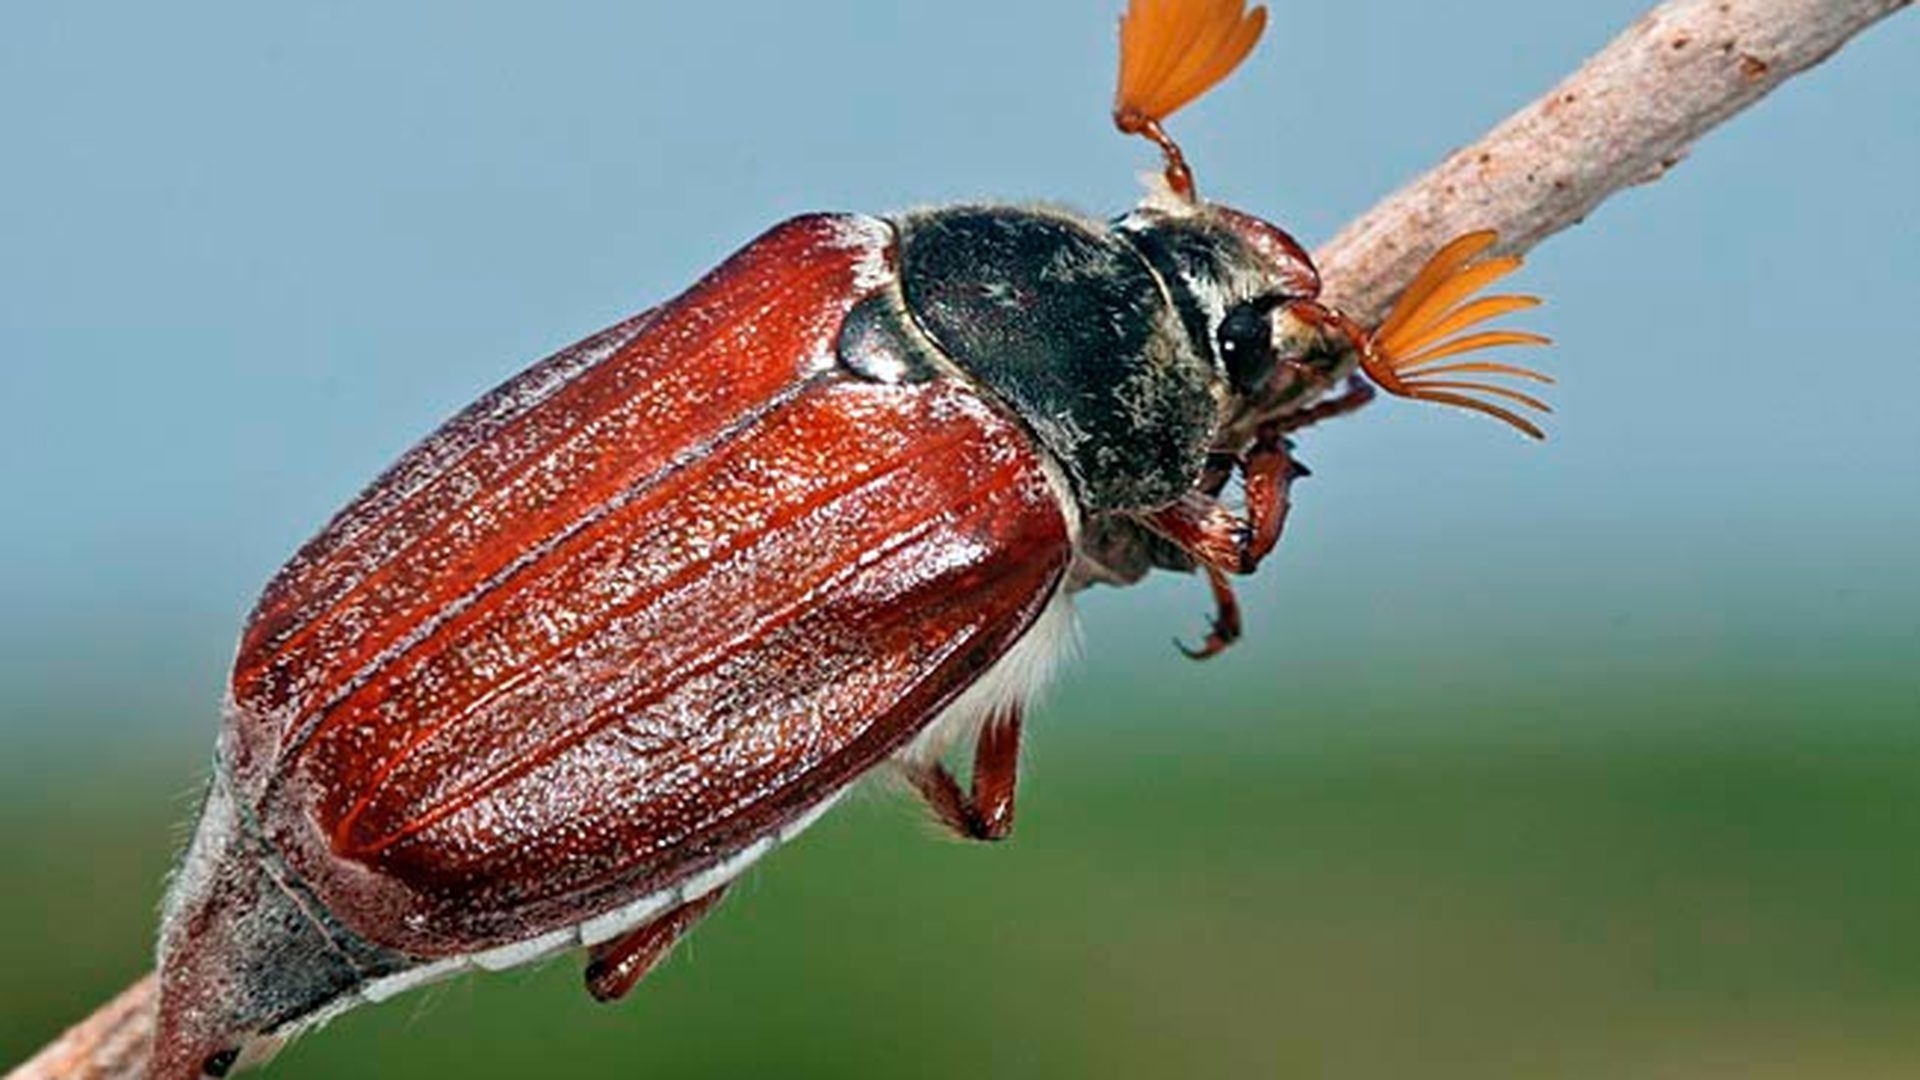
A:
3;1;1915;1076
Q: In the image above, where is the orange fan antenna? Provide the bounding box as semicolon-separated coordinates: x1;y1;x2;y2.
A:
1114;0;1267;200
1359;231;1556;439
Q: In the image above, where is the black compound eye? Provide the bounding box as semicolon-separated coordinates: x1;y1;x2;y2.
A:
202;1048;240;1078
1217;298;1282;396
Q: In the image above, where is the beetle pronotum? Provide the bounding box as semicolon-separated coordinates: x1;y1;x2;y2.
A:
150;1;1550;1075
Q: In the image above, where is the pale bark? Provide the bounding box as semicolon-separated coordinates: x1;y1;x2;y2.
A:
7;977;156;1080
1315;0;1911;323
5;0;1907;1076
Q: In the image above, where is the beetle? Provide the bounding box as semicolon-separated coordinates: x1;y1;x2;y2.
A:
149;1;1551;1075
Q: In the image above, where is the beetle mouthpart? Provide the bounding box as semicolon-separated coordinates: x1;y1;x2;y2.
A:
1360;230;1554;439
1114;0;1268;198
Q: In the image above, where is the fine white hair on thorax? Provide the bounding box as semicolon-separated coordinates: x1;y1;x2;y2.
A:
1137;171;1199;217
895;586;1079;769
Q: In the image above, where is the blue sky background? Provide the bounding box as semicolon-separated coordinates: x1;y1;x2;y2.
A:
1;1;1913;746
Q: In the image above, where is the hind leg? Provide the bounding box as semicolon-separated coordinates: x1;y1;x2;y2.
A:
901;708;1022;842
583;886;730;1003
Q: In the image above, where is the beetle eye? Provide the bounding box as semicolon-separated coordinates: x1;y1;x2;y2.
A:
202;1049;240;1077
1217;298;1279;395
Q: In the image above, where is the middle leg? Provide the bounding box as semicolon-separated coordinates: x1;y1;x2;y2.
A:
901;707;1023;842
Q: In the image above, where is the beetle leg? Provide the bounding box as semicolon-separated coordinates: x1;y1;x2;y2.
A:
1278;375;1376;433
1241;425;1300;568
902;708;1022;841
1197;450;1238;498
970;709;1021;839
1146;428;1308;658
583;885;729;1003
1149;427;1307;577
1176;565;1242;660
1142;492;1250;574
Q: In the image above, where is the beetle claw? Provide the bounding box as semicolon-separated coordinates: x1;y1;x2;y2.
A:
1172;562;1244;661
1176;633;1228;661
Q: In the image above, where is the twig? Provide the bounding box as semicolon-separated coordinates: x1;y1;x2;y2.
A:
1315;0;1911;323
7;976;156;1080
4;0;1905;1076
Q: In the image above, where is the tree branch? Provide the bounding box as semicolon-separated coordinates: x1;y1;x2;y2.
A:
7;976;155;1080
4;0;1905;1076
1315;0;1910;324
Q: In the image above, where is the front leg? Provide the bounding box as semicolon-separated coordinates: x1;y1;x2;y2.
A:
901;708;1022;841
1175;565;1242;660
1278;375;1376;434
1240;425;1300;569
1146;426;1301;575
1144;427;1304;658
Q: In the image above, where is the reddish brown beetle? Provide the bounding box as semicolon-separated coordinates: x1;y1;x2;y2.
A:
150;1;1550;1075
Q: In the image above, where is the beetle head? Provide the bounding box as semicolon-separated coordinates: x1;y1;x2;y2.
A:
1116;199;1368;430
1111;3;1357;420
1112;0;1553;440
